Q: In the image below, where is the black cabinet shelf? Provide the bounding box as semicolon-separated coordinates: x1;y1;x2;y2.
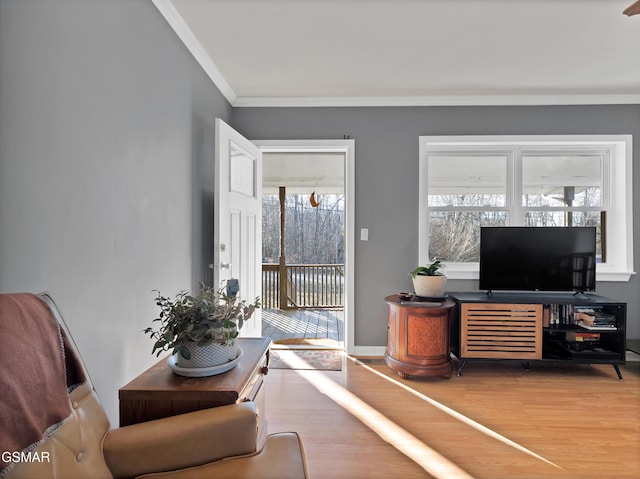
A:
545;325;619;335
544;338;622;361
450;292;627;380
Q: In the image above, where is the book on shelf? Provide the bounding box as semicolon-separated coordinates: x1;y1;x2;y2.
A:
574;311;615;327
545;304;577;326
568;341;600;352
566;331;600;342
577;321;617;331
544;305;618;328
569;348;619;360
575;311;615;321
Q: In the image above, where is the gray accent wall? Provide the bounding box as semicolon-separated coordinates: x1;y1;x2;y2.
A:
232;105;640;343
0;0;230;424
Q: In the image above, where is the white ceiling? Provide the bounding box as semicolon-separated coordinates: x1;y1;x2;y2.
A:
156;0;640;107
263;152;345;194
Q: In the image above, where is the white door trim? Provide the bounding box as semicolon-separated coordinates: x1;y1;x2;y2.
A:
254;139;355;355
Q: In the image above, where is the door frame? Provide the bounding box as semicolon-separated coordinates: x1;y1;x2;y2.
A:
254;139;355;355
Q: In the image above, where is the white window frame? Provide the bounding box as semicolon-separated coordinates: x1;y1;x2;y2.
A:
419;135;634;282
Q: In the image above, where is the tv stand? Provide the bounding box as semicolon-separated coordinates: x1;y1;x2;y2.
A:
450;292;626;380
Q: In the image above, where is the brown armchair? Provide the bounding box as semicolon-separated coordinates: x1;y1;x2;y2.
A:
0;293;309;479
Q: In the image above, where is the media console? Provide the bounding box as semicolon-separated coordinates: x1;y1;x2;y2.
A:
449;292;626;380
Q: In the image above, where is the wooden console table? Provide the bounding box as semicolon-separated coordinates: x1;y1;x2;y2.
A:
119;337;271;437
385;295;455;379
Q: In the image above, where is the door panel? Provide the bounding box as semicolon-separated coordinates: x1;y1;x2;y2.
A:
229;209;241;281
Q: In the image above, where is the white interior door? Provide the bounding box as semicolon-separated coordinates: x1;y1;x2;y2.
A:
214;118;262;337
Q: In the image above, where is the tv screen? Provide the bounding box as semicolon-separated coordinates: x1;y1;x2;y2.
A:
479;227;597;292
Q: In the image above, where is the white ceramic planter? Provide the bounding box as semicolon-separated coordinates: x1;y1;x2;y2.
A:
175;343;241;369
412;275;447;298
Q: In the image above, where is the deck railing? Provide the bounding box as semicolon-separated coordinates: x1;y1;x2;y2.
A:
262;263;344;309
262;264;280;309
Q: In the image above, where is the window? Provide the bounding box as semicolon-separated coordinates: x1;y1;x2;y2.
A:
419;135;633;281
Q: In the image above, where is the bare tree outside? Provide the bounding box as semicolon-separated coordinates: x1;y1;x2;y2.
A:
263;193;345;264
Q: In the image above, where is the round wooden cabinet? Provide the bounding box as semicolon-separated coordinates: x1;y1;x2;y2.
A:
384;295;455;379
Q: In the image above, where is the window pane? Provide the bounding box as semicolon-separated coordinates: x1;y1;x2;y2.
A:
524;211;603;259
428;155;507;207
428;211;507;262
522;155;603;207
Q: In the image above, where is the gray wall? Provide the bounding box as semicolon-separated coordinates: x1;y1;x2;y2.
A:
0;0;230;424
232;105;640;343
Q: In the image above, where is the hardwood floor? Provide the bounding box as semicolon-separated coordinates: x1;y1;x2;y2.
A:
265;355;640;479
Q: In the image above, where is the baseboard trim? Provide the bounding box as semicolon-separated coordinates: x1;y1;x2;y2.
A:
353;346;385;357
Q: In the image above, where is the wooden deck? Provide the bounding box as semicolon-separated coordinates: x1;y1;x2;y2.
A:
262;308;344;346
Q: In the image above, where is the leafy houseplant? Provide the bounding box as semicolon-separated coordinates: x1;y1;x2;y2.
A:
410;260;447;297
143;282;260;363
411;260;445;278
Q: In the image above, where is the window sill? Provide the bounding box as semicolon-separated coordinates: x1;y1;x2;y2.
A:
596;271;635;282
444;264;635;282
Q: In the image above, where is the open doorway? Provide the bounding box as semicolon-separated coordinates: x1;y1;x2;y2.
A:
255;140;355;354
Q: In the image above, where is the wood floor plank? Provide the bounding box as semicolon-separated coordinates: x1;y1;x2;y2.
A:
265;356;640;479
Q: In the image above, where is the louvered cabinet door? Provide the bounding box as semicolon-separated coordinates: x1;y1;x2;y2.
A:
461;304;542;359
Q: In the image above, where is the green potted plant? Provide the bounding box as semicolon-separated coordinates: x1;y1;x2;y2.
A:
143;282;260;373
410;260;447;297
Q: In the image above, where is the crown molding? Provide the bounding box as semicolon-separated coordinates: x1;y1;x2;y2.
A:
233;93;640;108
152;0;236;105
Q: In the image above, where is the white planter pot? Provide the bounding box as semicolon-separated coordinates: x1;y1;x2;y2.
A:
412;275;447;298
176;343;241;369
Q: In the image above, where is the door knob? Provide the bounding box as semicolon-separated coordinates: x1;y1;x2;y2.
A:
221;262;231;270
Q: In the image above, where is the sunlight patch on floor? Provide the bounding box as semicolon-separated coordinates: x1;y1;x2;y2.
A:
277;351;476;479
349;357;564;470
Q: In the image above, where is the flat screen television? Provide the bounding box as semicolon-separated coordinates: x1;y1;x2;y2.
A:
479;227;597;293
